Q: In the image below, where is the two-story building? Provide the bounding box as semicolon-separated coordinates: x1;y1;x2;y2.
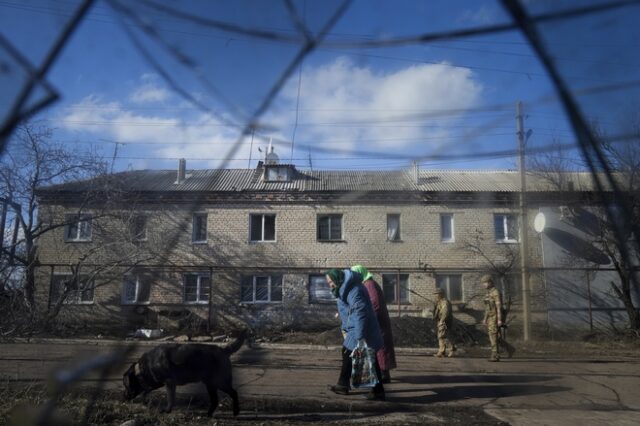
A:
35;157;605;335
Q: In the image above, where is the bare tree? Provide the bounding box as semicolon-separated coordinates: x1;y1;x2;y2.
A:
530;122;640;332
0;123;158;327
0;123;106;311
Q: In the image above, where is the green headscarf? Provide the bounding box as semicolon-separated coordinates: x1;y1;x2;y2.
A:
325;268;344;298
351;264;373;282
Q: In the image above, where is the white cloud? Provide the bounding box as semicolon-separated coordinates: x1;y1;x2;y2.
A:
60;95;252;169
457;5;497;25
129;73;171;104
59;62;483;170
277;57;483;154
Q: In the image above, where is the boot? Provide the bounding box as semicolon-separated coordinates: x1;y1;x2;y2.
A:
329;384;349;395
381;370;391;384
434;352;444;358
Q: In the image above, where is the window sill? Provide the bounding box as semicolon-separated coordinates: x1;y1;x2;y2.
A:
496;240;518;244
441;239;455;244
122;301;151;306
64;301;95;305
191;241;208;245
317;239;346;243
64;239;92;243
183;301;209;305
249;240;277;243
239;301;283;305
387;239;403;243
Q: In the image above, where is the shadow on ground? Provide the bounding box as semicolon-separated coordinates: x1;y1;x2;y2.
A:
386;384;571;404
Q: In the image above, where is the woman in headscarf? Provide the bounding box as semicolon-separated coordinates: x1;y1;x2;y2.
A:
351;265;397;383
325;268;385;400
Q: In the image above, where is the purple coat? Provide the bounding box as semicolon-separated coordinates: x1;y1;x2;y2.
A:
363;279;397;371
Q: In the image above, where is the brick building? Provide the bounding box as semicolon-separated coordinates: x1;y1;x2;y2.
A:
35;158;594;334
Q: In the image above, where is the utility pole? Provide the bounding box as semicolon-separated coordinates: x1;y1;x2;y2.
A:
517;101;532;341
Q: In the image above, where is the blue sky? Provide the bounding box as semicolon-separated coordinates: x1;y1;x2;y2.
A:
2;0;639;172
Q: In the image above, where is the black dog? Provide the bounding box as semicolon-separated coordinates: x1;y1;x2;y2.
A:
123;331;245;416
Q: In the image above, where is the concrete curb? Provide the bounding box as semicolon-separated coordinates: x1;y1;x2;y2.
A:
3;337;445;354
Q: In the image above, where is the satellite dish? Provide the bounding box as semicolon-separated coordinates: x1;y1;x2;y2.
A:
534;212;546;233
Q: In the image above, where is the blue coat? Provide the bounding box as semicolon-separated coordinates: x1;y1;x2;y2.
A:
337;269;384;351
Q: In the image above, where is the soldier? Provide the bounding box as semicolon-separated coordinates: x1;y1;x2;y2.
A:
481;274;515;361
432;287;456;358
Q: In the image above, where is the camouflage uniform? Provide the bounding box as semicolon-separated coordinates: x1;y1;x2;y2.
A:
432;290;455;357
483;284;502;361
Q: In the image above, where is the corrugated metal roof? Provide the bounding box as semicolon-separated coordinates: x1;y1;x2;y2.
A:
37;167;606;194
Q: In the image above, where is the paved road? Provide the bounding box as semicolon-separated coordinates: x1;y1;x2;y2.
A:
1;340;639;425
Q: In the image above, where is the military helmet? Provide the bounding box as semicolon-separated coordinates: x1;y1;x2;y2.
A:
480;274;494;285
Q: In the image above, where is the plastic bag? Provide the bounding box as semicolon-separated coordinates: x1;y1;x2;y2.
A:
350;344;379;388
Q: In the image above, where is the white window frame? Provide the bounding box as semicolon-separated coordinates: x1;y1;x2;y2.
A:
309;274;334;304
122;274;150;305
317;214;343;241
64;214;92;242
440;213;455;243
192;213;208;243
387;214;401;241
436;274;464;303
50;273;94;305
249;213;276;242
241;275;283;304
494;214;518;243
183;273;210;304
381;273;410;304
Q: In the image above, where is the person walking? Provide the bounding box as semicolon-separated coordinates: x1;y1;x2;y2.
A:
481;274;515;361
326;268;386;401
432;287;456;357
351;265;397;383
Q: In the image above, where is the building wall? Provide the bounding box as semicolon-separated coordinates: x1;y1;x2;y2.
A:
35;200;544;332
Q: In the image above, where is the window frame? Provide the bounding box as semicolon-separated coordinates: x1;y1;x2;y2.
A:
387;213;401;242
435;274;464;303
130;215;148;242
440;213;455;243
64;214;92;242
381;273;410;305
494;214;518;243
50;273;95;305
308;274;334;304
249;213;277;242
192;212;208;244
183;273;211;304
317;214;343;241
122;274;151;305
240;274;283;304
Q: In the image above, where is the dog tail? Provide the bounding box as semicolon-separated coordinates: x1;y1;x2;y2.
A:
223;329;247;355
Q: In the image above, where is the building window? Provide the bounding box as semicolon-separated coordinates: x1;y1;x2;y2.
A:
184;273;210;304
436;274;463;303
309;274;334;303
122;275;151;304
317;214;342;241
130;215;147;241
440;214;454;242
50;274;94;305
250;214;276;242
192;213;208;243
64;214;92;242
241;275;283;303
381;273;409;304
494;214;518;243
387;214;401;241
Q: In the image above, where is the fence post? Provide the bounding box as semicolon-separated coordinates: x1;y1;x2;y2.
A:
586;271;593;332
